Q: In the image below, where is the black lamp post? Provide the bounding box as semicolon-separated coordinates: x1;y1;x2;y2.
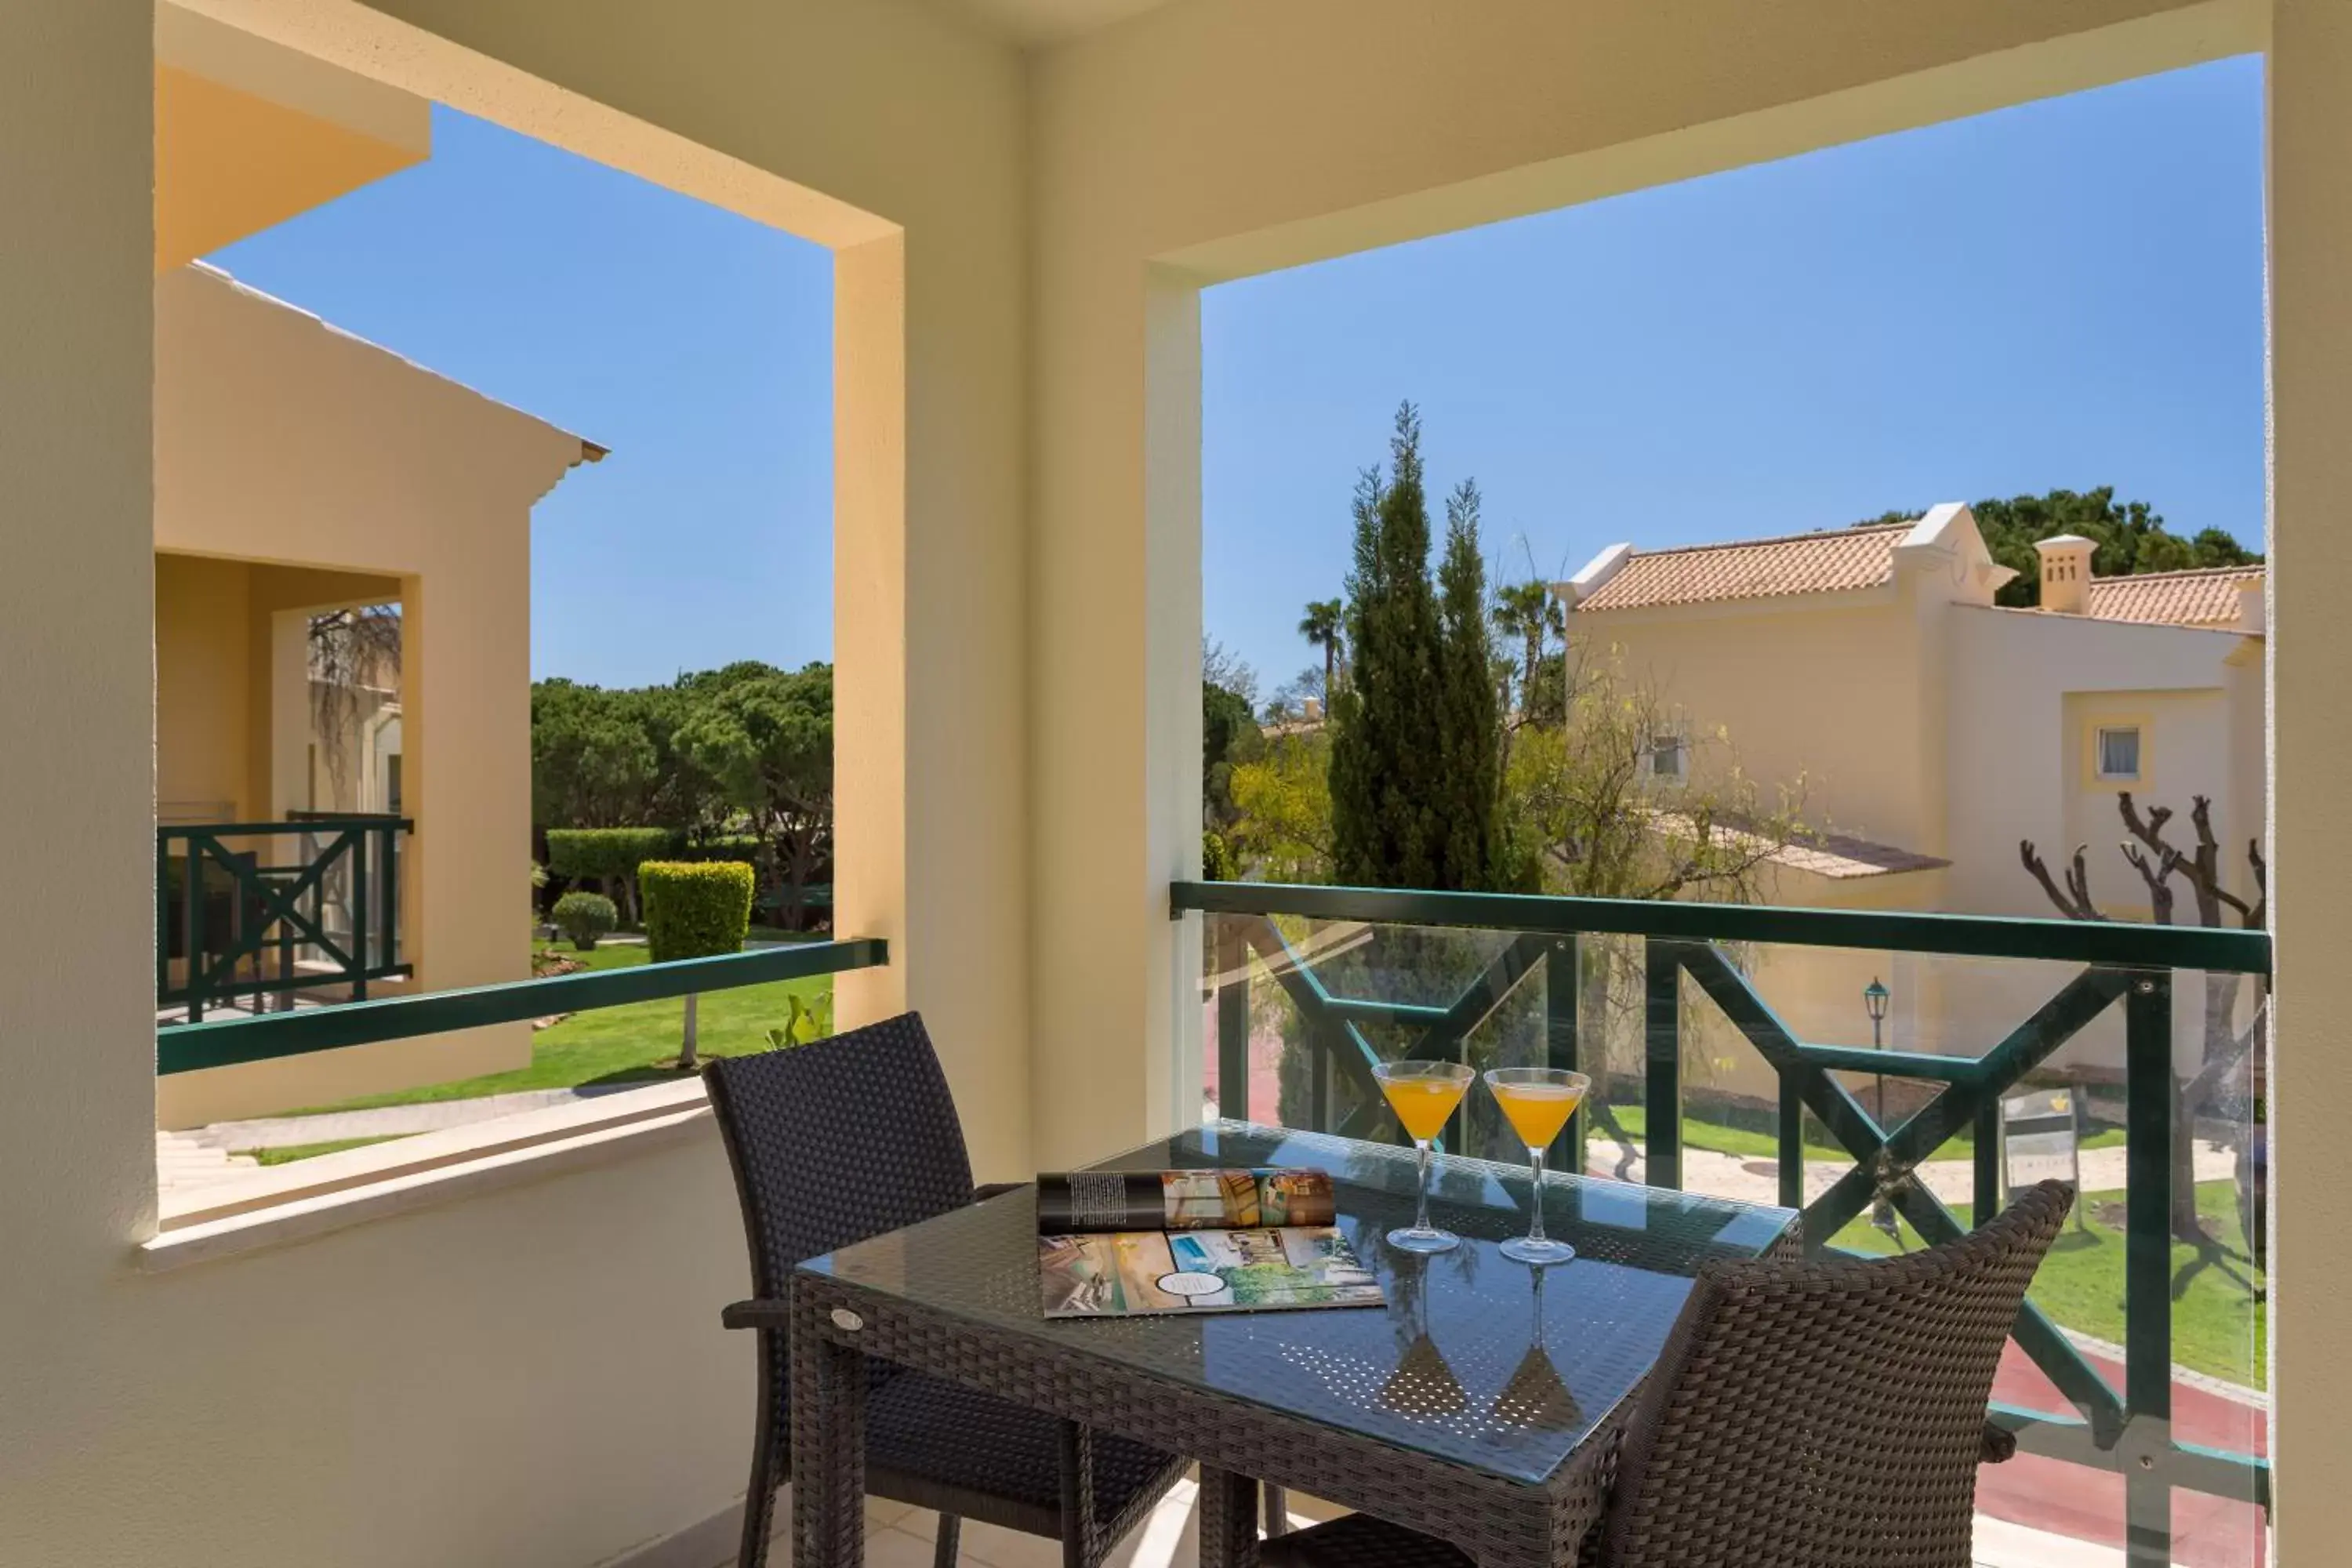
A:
1863;977;1898;1244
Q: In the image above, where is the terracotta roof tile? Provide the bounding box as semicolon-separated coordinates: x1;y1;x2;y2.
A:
1650;812;1947;880
2083;567;2263;629
1574;524;1907;612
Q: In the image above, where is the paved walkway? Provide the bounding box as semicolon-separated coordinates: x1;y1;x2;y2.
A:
180;1081;650;1152
155;1129;262;1195
1583;1131;2238;1209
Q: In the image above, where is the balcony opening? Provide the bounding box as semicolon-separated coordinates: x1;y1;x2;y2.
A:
1198;55;2269;1568
153;9;852;1205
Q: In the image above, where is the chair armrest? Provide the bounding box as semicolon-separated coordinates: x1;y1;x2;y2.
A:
722;1298;793;1331
727;1185;1026;1330
1980;1421;2019;1465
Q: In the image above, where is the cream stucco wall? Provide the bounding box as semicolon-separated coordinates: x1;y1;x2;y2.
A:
7;2;2343;1565
2265;0;2349;1544
1944;607;2262;918
1578;590;1940;854
156;3;431;271
154;554;401;823
155;551;255;820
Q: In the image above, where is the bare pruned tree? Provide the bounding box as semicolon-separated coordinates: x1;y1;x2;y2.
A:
2021;792;2266;1260
307;605;402;806
1511;638;1816;1175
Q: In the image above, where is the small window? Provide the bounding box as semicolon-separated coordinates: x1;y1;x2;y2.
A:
2096;725;2141;781
1648;734;1686;780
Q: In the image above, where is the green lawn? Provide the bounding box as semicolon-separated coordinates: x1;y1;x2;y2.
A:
1592;1104;2257;1383
240;1135;412;1166
1603;1102;2125;1163
296;942;830;1113
1831;1178;2263;1385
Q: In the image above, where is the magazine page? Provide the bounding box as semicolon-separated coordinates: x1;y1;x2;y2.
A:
1038;1224;1381;1318
1035;1167;1336;1234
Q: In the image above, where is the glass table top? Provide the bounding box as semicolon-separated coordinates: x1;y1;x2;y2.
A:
800;1122;1797;1485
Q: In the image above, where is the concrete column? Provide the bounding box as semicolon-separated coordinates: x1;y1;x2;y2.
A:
268;606;314;815
832;235;913;1034
1028;244;1207;1168
0;0;157;1302
2265;0;2350;1549
835;224;1036;1180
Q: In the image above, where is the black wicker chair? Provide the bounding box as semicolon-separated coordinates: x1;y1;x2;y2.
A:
1261;1181;2075;1568
706;1011;1187;1568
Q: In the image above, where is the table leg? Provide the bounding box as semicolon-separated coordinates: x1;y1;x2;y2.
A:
1199;1466;1260;1568
1261;1484;1290;1537
793;1298;869;1568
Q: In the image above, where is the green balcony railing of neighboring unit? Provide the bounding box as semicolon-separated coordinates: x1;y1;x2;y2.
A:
155;935;890;1076
158;816;411;1024
1171;879;2271;1568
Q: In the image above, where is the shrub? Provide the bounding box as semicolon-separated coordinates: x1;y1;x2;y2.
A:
544;826;677;884
641;860;756;964
551;891;619;951
763;990;833;1051
1202;829;1238;882
677;833;763;865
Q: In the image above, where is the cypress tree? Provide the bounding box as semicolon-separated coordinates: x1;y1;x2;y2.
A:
1329;404;1444;887
1434;479;1501;889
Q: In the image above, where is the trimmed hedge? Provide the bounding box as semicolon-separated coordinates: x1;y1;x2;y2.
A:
641;860;756;964
551;891;619;951
545;827;677;883
677;833;763;865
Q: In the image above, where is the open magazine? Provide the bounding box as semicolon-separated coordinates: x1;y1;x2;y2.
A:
1036;1168;1384;1318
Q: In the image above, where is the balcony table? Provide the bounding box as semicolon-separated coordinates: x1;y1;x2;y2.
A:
790;1122;1798;1568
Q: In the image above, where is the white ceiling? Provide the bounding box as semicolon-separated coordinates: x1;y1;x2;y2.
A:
932;0;1175;47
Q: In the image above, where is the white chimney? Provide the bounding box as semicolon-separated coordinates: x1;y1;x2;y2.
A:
2236;575;2266;634
1555;542;1634;608
2034;535;2096;615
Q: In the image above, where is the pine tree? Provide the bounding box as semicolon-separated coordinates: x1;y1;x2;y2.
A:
1435;479;1501;889
1330;404;1444;887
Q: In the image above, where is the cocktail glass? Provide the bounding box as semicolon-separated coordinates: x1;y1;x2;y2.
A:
1372;1059;1475;1254
1484;1066;1591;1265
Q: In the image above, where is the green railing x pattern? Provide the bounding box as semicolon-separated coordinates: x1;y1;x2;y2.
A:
158;817;408;1023
1174;880;2270;1568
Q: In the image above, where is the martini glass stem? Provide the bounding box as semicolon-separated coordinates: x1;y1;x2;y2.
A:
1526;1146;1548;1247
1414;1138;1435;1234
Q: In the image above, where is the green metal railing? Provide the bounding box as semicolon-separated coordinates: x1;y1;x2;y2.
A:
158;816;410;1023
156;936;888;1076
1172;880;2270;1568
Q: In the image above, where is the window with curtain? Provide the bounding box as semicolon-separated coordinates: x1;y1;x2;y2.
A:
2096;724;2142;780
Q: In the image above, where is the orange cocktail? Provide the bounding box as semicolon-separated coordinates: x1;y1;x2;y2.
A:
1483;1067;1592;1266
1490;1077;1586;1151
1370;1060;1475;1254
1383;1075;1469;1142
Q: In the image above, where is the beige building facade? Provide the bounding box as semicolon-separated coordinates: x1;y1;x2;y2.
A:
1;2;2340;1565
154;261;598;1125
1557;506;2266;1087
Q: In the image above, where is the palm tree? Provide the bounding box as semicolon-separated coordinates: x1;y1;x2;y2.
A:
1491;580;1563;720
1298;598;1344;713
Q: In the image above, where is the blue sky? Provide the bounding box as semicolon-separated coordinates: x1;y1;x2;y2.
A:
1205;55;2266;695
212;58;2264;694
